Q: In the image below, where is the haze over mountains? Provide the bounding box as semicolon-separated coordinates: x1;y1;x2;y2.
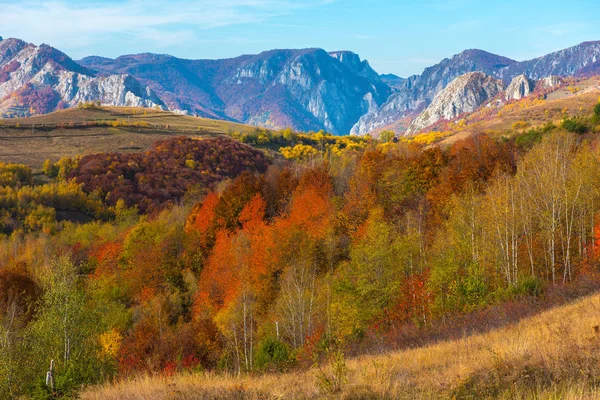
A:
1;35;599;135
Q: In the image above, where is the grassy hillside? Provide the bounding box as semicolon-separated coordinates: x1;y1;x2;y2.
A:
0;107;255;169
81;291;600;399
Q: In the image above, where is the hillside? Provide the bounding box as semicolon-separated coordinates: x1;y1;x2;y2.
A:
2;98;600;399
0;106;255;169
353;41;600;136
436;77;600;146
80;291;600;399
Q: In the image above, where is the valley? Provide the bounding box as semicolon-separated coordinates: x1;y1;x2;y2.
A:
3;12;600;399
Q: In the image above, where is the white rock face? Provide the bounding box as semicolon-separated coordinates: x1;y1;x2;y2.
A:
538;76;563;89
0;38;165;115
351;49;516;135
505;74;535;100
407;72;505;135
53;73;164;108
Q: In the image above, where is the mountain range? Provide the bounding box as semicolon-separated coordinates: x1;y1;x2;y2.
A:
1;35;599;135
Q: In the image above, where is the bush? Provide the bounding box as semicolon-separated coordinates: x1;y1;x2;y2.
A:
561;118;588;134
515;129;544;149
254;337;291;371
593;103;600;125
514;277;544;298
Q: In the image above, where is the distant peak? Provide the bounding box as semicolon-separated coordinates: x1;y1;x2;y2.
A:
381;73;403;79
329;50;358;56
578;40;600;46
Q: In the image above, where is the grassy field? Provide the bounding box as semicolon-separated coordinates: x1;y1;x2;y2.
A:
81;291;600;399
0;107;255;170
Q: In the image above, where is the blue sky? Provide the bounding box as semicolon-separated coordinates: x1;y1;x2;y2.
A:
1;0;599;77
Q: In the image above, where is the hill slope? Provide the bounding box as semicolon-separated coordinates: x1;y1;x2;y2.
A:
81;291;600;399
0;106;255;169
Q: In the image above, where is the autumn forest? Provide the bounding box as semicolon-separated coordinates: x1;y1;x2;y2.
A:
0;100;600;398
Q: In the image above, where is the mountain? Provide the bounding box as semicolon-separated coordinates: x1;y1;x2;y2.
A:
350;49;516;135
494;41;600;80
3;37;600;135
352;41;600;136
407;72;505;134
79;49;391;135
380;73;406;90
0;38;164;117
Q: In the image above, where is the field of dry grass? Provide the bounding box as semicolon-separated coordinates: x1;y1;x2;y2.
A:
81;292;600;399
0;107;255;169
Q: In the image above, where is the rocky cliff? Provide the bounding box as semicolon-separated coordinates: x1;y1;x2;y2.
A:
505;74;535;100
0;38;164;116
353;41;600;136
406;72;505;134
80;49;391;134
494;41;600;80
351;49;516;135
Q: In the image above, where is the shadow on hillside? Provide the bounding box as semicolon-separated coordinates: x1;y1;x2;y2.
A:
353;273;600;358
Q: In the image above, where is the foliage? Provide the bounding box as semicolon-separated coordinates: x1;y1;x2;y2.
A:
0;162;33;188
561;117;588;134
70;137;270;213
5;107;600;395
254;337;291;371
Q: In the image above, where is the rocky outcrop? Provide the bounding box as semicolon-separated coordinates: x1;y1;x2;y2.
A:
0;38;164;116
80;48;391;135
505;74;535;100
351;49;516;135
538;76;563;89
353;41;600;136
407;72;505;134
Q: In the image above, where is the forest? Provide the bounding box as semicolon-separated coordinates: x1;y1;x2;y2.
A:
2;105;600;398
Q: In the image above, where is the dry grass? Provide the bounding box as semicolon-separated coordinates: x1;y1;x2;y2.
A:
81;292;600;399
0;107;255;170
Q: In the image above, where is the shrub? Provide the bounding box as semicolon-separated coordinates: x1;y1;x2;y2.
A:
514;123;555;149
516;277;544;298
254;337;291;371
561;118;588;134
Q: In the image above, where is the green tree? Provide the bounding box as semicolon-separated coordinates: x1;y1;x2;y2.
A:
331;208;417;338
24;257;107;397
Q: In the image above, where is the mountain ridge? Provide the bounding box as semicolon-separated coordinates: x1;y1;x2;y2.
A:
79;47;391;134
352;40;600;136
2;36;600;135
0;37;165;117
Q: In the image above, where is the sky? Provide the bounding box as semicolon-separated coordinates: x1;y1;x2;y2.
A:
1;0;599;77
